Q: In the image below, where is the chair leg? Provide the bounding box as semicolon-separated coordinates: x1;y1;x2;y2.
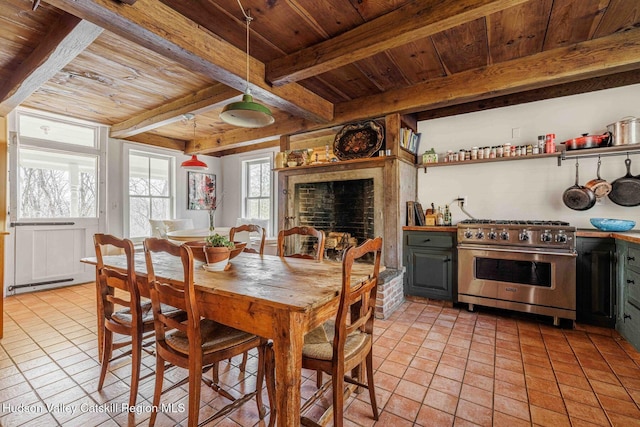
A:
255;345;266;419
97;329;113;390
188;358;203;427
129;329;142;408
149;355;165;427
332;365;345;427
265;343;276;427
212;362;220;384
240;351;248;372
316;370;323;389
366;351;379;420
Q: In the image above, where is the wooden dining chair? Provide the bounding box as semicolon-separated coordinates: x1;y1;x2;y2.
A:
143;237;275;427
230;224;266;255
277;226;326;261
299;237;383;427
93;233;182;409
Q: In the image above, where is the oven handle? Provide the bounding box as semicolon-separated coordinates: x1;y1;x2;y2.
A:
457;244;577;257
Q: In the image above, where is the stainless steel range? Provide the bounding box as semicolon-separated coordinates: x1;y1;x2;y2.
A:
457;219;577;325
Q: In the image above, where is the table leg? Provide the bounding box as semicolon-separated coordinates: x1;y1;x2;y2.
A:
272;311;305;427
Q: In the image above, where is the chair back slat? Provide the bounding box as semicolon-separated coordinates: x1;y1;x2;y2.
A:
333;237;382;354
94;233;141;322
230;224;266;255
144;237;202;348
277;226;325;261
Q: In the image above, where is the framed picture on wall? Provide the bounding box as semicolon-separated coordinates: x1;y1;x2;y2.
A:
187;171;216;210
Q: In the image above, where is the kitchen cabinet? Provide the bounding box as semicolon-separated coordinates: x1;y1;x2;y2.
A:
576;237;616;328
617;240;640;351
403;230;456;301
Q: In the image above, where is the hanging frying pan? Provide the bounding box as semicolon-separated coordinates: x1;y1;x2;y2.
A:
608;158;640;207
585;158;612;199
563;160;596;211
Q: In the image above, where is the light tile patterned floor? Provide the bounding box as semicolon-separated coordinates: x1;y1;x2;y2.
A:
2;284;640;426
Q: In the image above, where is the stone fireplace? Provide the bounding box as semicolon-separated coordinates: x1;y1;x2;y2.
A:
277;158;415;318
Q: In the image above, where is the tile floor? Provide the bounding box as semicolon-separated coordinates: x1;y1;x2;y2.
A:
2;284;640;426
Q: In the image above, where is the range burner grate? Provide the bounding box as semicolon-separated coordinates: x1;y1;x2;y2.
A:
458;219;571;226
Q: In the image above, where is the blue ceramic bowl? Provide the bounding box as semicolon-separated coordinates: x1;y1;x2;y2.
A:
590;218;636;232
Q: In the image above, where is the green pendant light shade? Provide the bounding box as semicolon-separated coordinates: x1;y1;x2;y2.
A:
220;4;274;128
220;93;274;128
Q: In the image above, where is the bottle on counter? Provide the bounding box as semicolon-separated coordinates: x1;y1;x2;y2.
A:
436;206;444;226
444;205;451;226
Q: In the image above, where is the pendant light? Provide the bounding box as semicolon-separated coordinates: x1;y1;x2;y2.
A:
219;2;274;128
180;114;208;170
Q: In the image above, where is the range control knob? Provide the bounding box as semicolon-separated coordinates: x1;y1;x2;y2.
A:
541;230;553;242
464;228;473;239
519;230;530;241
476;229;484;239
488;229;497;240
500;229;510;240
555;232;568;243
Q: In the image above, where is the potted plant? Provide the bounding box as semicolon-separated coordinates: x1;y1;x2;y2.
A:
203;233;235;270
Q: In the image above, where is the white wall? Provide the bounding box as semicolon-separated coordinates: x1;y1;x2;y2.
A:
106;139;222;236
417;84;640;228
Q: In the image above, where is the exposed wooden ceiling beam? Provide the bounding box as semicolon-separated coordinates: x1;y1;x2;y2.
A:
334;28;640;123
193;29;640;154
416;70;640;121
44;0;333;123
0;13;102;116
266;0;529;86
209;140;280;158
123;133;186;151
110;83;240;138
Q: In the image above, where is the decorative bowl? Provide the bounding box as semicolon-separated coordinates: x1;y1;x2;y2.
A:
183;240;247;262
590;218;636;232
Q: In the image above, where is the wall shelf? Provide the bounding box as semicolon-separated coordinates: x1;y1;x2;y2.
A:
418;145;640;171
419;151;560;172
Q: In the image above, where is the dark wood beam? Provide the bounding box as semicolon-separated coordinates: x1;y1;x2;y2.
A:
45;0;334;123
110;84;240;138
416;70;640;121
0;13;102;116
266;0;529;86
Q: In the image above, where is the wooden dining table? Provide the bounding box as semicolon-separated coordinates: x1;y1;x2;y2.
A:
82;251;376;427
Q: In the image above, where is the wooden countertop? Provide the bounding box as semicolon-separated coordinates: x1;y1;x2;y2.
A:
577;229;640;244
403;226;457;232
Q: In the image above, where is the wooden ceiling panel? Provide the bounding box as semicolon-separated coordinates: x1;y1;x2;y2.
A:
23;30;217;125
347;0;413;21
353;52;410;92
299;77;352;104
487;0;552;63
544;0;606;50
387;40;446;85
292;0;364;38
594;0;640;37
432;18;490;75
313;64;382;100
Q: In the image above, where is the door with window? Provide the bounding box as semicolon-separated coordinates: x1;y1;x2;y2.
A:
8;111;105;293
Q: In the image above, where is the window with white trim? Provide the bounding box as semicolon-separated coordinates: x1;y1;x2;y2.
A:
128;150;174;238
243;158;272;232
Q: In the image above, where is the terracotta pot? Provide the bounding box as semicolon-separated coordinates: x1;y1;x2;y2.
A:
203;246;230;265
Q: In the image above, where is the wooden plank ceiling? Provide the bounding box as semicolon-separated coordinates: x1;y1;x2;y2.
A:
0;0;639;156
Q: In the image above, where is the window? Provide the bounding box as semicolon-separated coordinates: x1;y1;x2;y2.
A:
128;150;173;238
244;158;271;229
16;112;99;219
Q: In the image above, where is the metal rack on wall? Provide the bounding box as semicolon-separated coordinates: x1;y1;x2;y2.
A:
558;145;640;165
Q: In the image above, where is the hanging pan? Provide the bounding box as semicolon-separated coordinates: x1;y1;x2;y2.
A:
585;157;612;199
608;158;640;207
563;160;596;211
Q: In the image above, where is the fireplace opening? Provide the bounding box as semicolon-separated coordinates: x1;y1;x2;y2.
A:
293;178;375;261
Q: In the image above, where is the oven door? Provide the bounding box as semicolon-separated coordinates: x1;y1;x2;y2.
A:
457;245;576;312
